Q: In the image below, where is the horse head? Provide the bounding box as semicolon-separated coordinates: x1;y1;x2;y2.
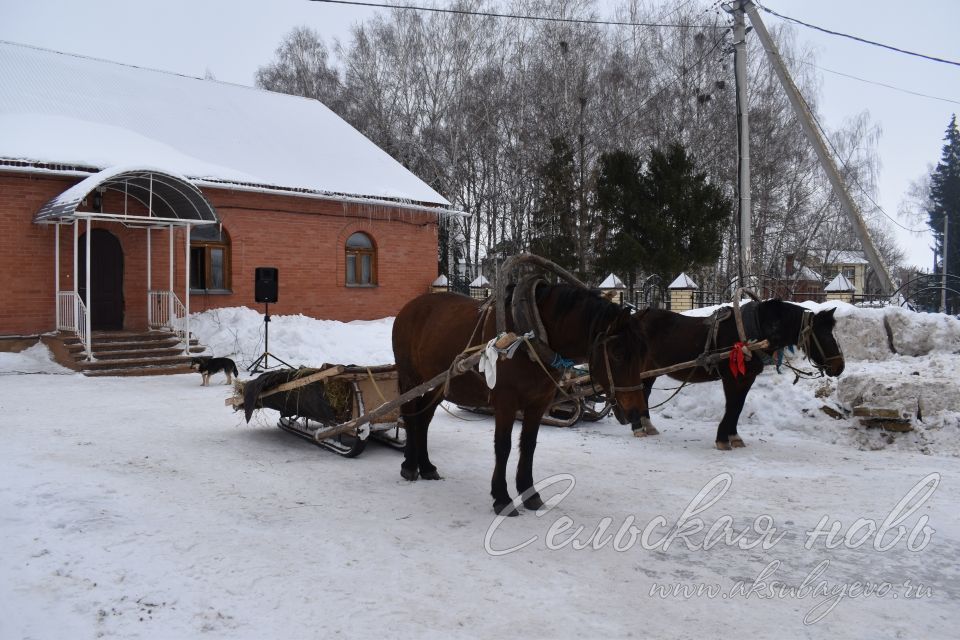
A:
805;307;845;376
757;300;844;377
589;308;650;426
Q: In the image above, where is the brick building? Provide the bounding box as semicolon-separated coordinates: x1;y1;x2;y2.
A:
0;42;456;354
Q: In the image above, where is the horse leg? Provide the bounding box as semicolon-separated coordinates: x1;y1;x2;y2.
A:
516;400;551;511
716;371;758;450
491;399;519;516
400;392;443;480
633;378;659;437
401;407;421;481
415;396;442;480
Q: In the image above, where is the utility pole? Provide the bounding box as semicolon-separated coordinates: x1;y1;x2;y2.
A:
743;1;895;295
726;1;752;284
942;214;949;313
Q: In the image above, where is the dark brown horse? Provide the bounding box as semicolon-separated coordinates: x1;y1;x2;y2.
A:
632;299;844;449
392;284;650;515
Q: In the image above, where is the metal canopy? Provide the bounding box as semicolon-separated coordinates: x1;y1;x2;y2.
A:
34;166;219;227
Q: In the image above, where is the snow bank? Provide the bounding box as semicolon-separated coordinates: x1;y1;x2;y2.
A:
0;342;72;375
188;306;395;369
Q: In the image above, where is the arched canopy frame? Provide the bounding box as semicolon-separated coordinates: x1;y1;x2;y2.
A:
34;165;219;228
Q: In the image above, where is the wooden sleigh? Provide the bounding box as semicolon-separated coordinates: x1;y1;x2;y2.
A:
226;363;407;457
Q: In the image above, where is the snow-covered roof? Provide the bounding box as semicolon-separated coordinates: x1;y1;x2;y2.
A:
431;275;448;287
597;273;625;289
0;41;451;209
825;273;856;292
668;272;698;289
795;265;823;282
469;275;490;287
812;250;869;265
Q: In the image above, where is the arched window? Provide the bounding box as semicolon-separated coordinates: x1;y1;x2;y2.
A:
190;225;231;291
345;232;377;286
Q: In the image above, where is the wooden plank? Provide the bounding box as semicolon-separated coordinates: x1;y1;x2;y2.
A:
258;365;346;399
223;365;345;409
313;351;484;442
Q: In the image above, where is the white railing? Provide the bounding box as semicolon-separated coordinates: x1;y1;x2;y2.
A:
148;290;190;351
57;291;91;359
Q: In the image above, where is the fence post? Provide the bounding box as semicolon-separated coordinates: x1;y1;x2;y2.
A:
824;273;855;304
431;274;449;294
668;272;699;312
598;273;626;306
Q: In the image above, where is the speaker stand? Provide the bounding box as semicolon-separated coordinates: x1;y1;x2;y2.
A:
247;302;293;373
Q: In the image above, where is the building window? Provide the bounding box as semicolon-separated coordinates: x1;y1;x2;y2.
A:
190;225;231;291
345;232;377;286
843;266;856;284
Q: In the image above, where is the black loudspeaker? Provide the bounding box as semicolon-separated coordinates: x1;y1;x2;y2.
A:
255;267;279;303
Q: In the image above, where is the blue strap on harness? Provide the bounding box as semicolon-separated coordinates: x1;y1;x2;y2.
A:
550;353;575;369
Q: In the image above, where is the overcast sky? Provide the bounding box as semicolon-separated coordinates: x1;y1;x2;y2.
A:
1;0;957;270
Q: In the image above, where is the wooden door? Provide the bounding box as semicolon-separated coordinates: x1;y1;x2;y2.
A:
78;229;124;330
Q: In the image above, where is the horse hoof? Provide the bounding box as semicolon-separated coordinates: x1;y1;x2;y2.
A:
494;501;519;517
420;468;442;480
400;466;419;481
523;494;545;511
715;441;733;451
730;436;746;448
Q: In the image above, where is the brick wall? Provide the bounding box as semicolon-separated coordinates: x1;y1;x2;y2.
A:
0;171;440;336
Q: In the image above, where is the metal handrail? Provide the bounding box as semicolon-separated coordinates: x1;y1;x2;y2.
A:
57;291;92;359
148;289;191;352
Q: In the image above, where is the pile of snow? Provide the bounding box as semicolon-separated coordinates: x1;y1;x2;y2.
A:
0;342;72;375
188;306;395;369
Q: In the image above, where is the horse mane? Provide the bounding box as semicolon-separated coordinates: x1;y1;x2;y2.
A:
758;298;808;348
538;283;640;357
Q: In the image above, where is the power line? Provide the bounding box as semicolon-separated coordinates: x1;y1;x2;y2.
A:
781;54;960;106
756;1;960;68
309;0;725;29
792;85;930;235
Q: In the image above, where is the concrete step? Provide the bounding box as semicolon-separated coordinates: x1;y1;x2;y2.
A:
82;364;197;377
78;346;206;361
78;354;196;371
51;330;210;377
64;336;200;350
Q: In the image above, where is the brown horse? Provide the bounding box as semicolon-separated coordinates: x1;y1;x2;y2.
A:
632;299;844;449
392;284;650;515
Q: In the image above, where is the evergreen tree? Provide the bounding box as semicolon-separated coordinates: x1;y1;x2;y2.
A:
593;150;646;289
529;137;579;274
595;144;729;282
927;114;960;313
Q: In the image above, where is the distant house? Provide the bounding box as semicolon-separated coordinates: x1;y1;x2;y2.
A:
785;250;874;295
0;41;458;348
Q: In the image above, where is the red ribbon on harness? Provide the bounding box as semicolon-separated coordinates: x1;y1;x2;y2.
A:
729;341;747;378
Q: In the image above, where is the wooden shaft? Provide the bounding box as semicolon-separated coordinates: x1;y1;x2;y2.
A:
313;351;484;442
636;339;769;381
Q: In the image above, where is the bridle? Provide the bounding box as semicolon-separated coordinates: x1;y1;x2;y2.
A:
796;310;844;374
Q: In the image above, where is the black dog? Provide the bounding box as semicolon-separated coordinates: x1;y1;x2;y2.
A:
190;356;239;386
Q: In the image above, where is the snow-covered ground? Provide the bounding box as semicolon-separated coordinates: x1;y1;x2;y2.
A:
1;305;959;639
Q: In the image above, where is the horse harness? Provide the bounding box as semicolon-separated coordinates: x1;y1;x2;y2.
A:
794;309;844;376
